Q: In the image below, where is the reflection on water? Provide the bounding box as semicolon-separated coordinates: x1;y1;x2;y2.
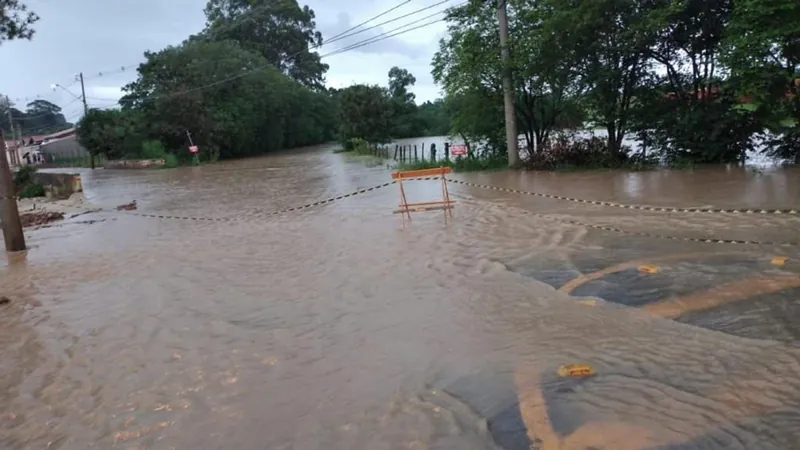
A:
2;144;800;449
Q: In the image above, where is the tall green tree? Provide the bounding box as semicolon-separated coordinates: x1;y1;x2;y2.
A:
119;39;334;161
336;84;392;145
387;66;418;138
203;0;328;88
539;0;652;157
724;0;800;162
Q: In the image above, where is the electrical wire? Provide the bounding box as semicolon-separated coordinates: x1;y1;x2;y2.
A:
108;2;460;105
326;0;455;46
326;0;413;42
322;8;454;58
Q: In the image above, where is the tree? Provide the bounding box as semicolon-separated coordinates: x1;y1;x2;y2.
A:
723;0;800;162
336;84;393;145
387;66;418;138
118;38;335;162
539;0;652;158
76;109;144;160
203;0;328;88
0;0;38;42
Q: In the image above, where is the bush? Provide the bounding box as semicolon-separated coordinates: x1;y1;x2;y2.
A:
13;165;37;187
140;140;168;159
18;183;45;199
524;133;631;170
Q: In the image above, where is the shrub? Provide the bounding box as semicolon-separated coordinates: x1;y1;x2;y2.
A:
524;133;631;170
13;165;37;187
19;183;45;199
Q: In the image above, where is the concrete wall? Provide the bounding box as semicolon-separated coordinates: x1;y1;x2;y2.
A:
39;135;89;161
32;172;83;200
104;159;165;169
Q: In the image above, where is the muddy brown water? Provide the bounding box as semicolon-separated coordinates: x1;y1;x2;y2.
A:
2;145;800;449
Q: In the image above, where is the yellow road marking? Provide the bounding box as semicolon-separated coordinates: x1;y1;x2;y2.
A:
639;265;659;274
558;252;752;295
771;256;787;266
641;275;800;319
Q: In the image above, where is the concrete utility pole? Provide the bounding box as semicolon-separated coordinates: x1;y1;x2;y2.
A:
496;0;519;168
79;72;94;169
6;102;16;166
0;129;26;252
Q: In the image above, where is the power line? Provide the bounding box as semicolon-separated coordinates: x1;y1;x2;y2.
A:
326;0;413;42
322;8;454;58
327;0;455;46
105;2;460;105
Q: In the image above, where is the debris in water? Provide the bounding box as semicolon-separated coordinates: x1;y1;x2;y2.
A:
557;364;595;378
577;299;597;306
19;210;64;228
116;200;137;211
0;296;10;306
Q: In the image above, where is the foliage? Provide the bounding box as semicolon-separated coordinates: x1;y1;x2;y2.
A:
203;0;328;89
429;0;800;168
0;97;72;136
76;108;144;159
18;183;44;199
387;66;419;138
0;0;38;42
524;133;632;170
13;165;44;198
336;84;393;145
13;164;35;186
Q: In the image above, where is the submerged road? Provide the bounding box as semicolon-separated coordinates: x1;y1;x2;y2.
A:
1;145;799;449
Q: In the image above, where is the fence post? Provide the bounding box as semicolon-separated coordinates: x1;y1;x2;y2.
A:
445;142;450;161
414;145;418;162
431;143;436;162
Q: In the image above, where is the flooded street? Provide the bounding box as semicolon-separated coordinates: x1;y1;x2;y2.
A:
2;145;800;449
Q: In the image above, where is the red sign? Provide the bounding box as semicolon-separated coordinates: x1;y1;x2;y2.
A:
189;145;199;153
450;144;467;156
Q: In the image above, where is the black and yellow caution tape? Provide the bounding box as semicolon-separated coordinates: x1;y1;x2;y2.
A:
508;207;800;247
447;179;799;216
117;180;402;222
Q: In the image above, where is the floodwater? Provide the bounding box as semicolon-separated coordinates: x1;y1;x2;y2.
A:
2;145;800;449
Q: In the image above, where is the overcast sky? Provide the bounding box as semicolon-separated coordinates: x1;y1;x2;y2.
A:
0;0;451;121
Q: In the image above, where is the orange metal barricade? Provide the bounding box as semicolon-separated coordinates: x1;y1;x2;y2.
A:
391;166;454;227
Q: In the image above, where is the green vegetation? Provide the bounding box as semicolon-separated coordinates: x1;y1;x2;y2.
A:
13;166;44;199
430;0;800;167
0;98;74;137
75;0;338;165
53;0;797;170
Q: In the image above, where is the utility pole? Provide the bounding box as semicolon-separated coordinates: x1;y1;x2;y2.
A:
0;129;26;252
496;0;519;168
6;101;16;166
79;72;94;169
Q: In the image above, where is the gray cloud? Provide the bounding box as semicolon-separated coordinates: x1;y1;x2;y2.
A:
0;0;450;112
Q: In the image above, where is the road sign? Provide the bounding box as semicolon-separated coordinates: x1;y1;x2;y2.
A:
189;145;198;154
451;144;467;156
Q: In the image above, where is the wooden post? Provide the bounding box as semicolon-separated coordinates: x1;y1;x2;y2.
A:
414;145;418;162
431;143;437;161
0;132;25;252
445;142;450;161
421;143;425;161
394;145;398;161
